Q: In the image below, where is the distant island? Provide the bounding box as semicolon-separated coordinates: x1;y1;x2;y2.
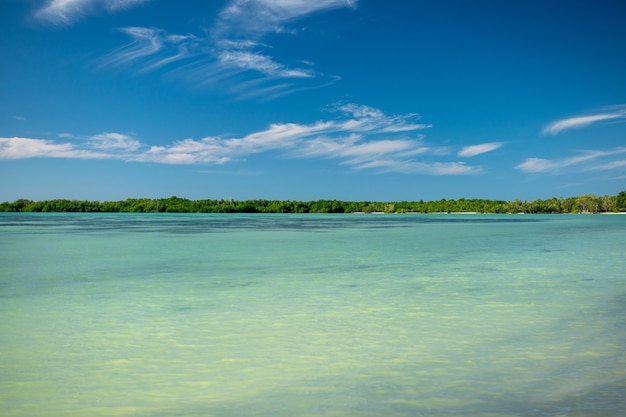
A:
2;192;625;214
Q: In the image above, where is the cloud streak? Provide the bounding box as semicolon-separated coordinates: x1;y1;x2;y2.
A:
542;105;626;135
214;0;358;38
97;0;356;99
89;132;141;151
0;104;480;175
99;27;199;72
34;0;151;25
207;0;356;97
0;137;109;160
516;147;626;173
216;46;314;79
458;142;504;157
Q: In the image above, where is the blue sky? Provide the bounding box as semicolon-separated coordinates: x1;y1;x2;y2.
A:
1;0;625;202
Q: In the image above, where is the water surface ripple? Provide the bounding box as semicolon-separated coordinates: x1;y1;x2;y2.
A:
1;213;625;416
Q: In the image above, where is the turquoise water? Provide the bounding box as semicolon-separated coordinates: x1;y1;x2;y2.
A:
1;213;625;417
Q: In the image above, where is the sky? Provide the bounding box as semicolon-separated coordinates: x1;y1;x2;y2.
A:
1;0;626;202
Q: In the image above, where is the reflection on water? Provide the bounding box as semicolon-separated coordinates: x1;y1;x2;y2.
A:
0;213;625;416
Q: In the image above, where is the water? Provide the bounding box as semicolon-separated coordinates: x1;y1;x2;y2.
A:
1;213;625;416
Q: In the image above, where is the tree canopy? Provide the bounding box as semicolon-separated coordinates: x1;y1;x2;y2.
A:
1;192;625;214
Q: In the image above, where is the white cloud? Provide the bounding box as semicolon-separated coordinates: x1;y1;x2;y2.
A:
293;131;477;175
332;103;431;133
217;49;314;78
458;142;504;157
107;27;163;64
0;133;140;160
426;162;479;175
215;0;358;38
138;138;231;165
355;160;479;175
590;159;626;171
106;0;148;11
542;105;626;135
97;0;355;99
338;103;383;119
34;0;151;25
33;0;353;99
516;158;558;173
89;132;141;151
0;104;478;176
99;27;199;72
298;134;423;165
0;137;106;159
516;147;626;173
205;10;343;96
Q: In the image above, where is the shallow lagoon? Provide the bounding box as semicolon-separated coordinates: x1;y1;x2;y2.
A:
1;213;625;416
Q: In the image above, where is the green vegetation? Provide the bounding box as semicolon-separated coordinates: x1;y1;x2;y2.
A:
1;192;625;214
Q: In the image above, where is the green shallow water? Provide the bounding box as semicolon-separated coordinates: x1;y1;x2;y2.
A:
1;213;625;416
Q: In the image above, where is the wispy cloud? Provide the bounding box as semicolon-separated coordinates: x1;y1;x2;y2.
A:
137;104;429;167
516;147;626;173
457;142;504;157
296;133;428;169
542;105;626;135
216;45;314;79
13;116;27;121
34;0;151;25
103;27;164;66
34;0;353;98
0;133;140;160
0;104;479;175
207;0;356;97
97;0;356;99
0;137;108;159
214;0;358;38
99;27;199;71
400;162;478;175
591;159;626;171
89;132;141;151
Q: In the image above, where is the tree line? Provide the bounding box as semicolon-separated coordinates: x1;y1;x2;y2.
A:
1;192;625;214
